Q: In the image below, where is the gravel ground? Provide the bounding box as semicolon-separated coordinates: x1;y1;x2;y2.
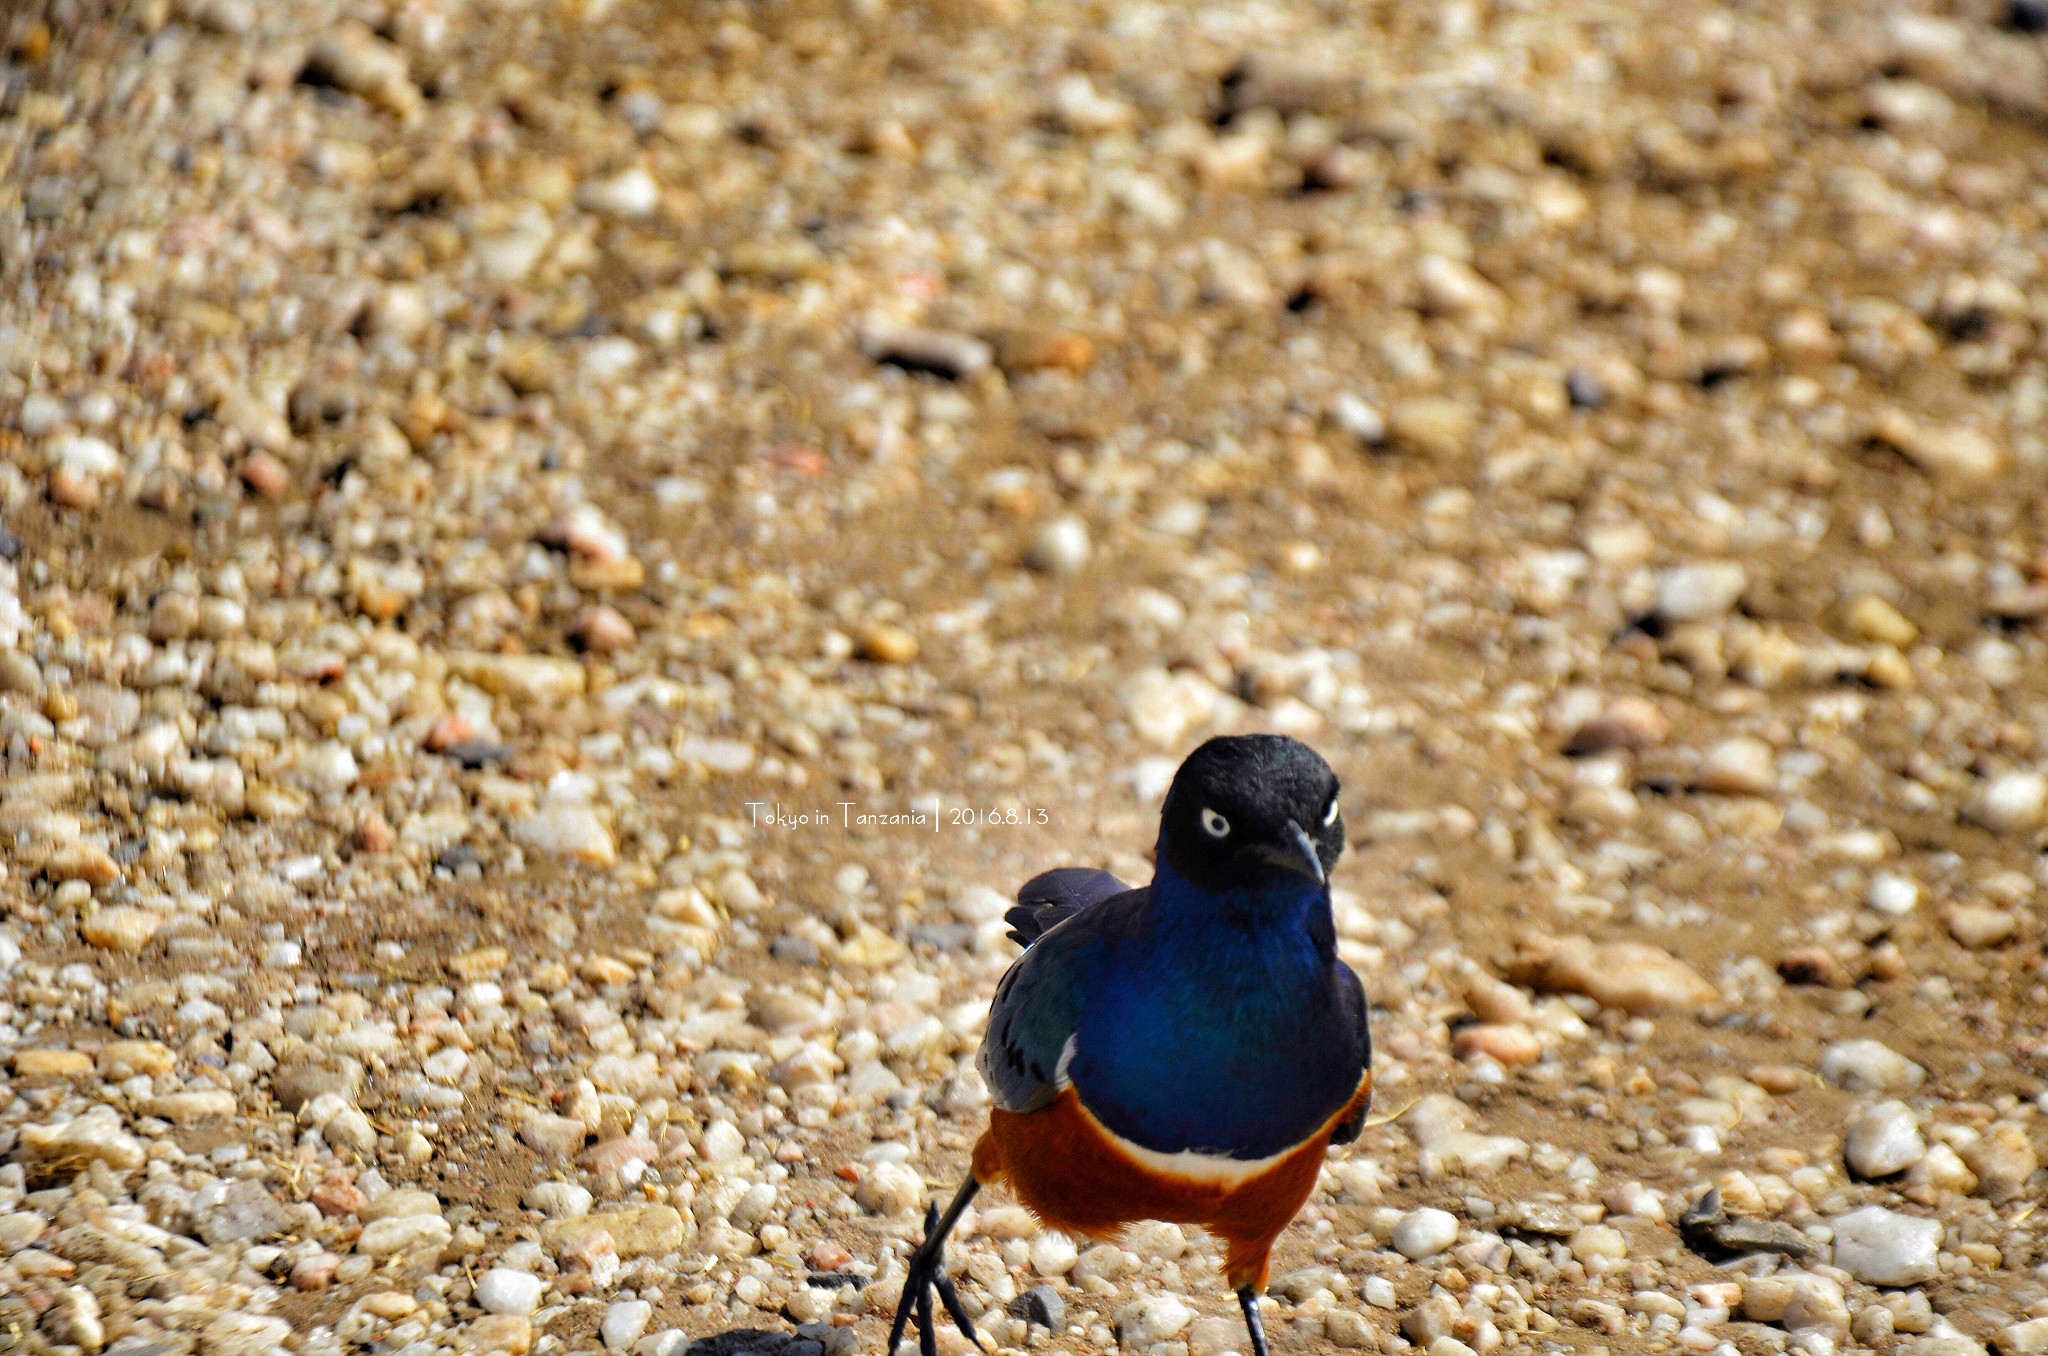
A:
7;0;2048;1355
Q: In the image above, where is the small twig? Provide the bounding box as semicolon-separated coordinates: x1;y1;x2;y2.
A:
1356;1095;1423;1130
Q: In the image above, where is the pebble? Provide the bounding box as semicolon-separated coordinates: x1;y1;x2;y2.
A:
461;1316;534;1355
1010;1285;1066;1334
292;1253;343;1290
859;325;992;381
1696;737;1777;796
1509;934;1719;1014
1391;1207;1460;1259
302;24;422;116
855;623;919;665
1331;393;1386;445
355;1214;454;1257
1870;411;2006;483
511;802;616;866
1947;904;2017;950
43;1287;104;1352
522;1113;589;1159
446;652;587;704
1565;697;1669;754
1403;1093;1529;1176
1031;1234;1079;1275
1452;1023;1540;1066
18;1109;145;1178
1844;595;1919;647
12;1048;93;1078
578;167;663;219
240;450;291;499
476;1268;548;1317
1962;1125;2037;1203
1967;772;2048;834
1570;1225;1630;1265
1845;1100;1926;1179
855;1162;925;1215
1830;1206;1942;1286
1867;871;1920;916
1655;563;1748;624
526;1182;593;1219
573;604;637;655
1386;396;1475;459
1820;1040;1927;1093
1117;1296;1195;1346
602;1300;653;1350
544;1205;689;1257
1026;516;1091;574
1742;1272;1848;1337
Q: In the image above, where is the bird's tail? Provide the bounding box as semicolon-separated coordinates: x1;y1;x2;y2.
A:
1005;867;1129;946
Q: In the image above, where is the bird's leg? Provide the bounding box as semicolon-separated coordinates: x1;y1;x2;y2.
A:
1237;1289;1271;1356
889;1177;982;1356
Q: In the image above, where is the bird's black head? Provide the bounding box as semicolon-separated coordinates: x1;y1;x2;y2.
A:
1156;734;1344;894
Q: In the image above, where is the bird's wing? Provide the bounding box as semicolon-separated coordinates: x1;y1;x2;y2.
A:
980;885;1141;1113
1328;962;1375;1146
1004;867;1130;947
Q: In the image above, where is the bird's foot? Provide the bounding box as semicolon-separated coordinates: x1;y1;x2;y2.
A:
888;1203;983;1356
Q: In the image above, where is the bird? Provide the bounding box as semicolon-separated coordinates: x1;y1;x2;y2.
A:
889;733;1372;1356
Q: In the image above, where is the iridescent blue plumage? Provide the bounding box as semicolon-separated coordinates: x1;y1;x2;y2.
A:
1071;860;1367;1157
984;860;1368;1158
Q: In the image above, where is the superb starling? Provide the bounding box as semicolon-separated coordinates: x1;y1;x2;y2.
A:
890;734;1372;1356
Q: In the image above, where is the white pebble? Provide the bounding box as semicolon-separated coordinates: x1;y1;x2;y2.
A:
1030;1233;1078;1275
1967;771;2048;834
1331;392;1386;444
1829;1206;1941;1286
1819;1039;1926;1093
1391;1207;1459;1260
1865;871;1919;916
1844;1100;1925;1179
602;1300;653;1351
701;1120;746;1163
579;167;661;218
1655;562;1747;623
1116;1296;1194;1347
854;1161;923;1216
475;1267;546;1316
1026;516;1091;574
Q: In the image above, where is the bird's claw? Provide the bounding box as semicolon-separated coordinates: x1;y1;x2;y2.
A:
888;1203;983;1356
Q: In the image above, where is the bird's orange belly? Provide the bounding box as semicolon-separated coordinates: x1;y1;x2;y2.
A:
972;1076;1370;1291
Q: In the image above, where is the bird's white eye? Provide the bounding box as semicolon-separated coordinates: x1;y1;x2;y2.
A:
1200;808;1230;839
1322;795;1340;827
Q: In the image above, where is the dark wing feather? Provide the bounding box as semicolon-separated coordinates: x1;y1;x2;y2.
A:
980;884;1143;1113
1327;962;1374;1145
1004;867;1129;947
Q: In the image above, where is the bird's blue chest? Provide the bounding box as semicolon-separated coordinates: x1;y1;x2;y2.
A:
1068;870;1362;1159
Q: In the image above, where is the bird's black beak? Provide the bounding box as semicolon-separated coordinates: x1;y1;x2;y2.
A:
1286;819;1327;885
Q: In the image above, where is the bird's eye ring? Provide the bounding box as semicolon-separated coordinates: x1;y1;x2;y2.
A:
1200;808;1230;838
1322;795;1340;827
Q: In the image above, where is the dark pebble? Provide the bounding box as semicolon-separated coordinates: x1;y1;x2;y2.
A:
771;934;822;966
1009;1284;1066;1334
1679;1188;1822;1262
2011;0;2048;31
907;922;974;953
1566;369;1607;408
0;524;18;561
687;1330;837;1356
440;739;510;769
